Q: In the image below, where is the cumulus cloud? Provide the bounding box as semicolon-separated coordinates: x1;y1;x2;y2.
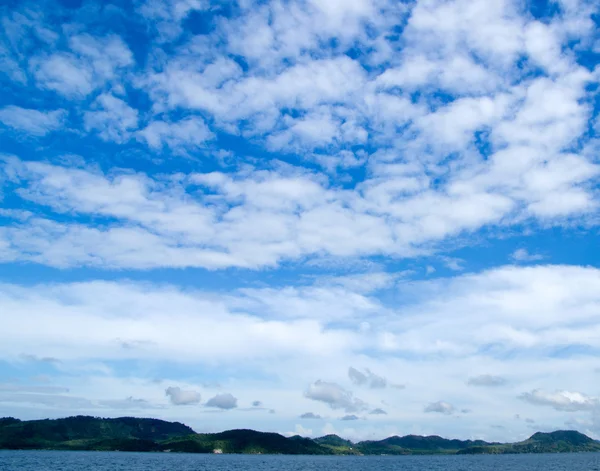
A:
252;400;262;407
206;393;238;410
424;401;455;415
519;390;599;412
165;386;201;405
369;408;387;415
467;375;508;387
348;367;388;389
299;412;322;419
304;380;367;413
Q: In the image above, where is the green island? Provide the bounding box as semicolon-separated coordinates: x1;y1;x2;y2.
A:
1;416;599;455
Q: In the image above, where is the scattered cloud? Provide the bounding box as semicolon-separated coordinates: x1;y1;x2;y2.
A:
0;106;66;136
0;0;599;441
165;386;201;405
511;249;545;263
519;390;599;412
424;401;455;415
348;367;387;389
440;257;465;272
305;380;367;413
31;34;133;97
137;117;214;152
369;408;387;415
252;400;262;407
206;393;238;410
84;94;139;143
340;414;360;421
300;412;322;419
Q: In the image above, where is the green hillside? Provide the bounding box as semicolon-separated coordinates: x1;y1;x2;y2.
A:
162;429;330;454
357;434;497;455
0;416;194;450
458;431;600;454
1;416;599;456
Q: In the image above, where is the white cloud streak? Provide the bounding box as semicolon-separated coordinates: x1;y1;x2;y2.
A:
0;106;66;136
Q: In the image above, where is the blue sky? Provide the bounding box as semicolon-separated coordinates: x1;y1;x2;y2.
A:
0;0;599;442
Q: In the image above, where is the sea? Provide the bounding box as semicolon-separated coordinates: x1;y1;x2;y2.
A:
1;451;600;471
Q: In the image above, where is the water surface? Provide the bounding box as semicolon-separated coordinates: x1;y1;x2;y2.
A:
1;450;600;470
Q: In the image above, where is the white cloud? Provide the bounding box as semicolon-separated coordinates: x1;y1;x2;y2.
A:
1;153;597;270
0;106;66;136
31;54;94;97
304;381;367;413
138;0;210;41
165;386;201;405
137;116;214;152
84;94;139;143
511;249;544;263
31;34;132;97
519;390;599;412
1;0;600;441
149;56;367;129
0;264;599;437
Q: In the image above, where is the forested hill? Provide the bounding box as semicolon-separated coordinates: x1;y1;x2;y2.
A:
0;416;194;451
457;430;600;454
1;416;599;455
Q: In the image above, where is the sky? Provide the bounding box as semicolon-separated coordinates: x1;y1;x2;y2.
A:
0;0;599;443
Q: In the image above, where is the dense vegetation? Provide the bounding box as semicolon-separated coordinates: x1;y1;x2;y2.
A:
1;416;599;455
457;431;600;454
0;416;193;451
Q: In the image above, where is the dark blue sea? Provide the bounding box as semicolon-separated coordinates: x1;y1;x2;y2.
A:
1;451;600;470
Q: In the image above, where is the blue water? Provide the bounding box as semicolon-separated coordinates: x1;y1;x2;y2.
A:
1;450;600;470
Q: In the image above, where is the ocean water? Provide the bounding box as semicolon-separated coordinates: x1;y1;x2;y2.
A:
1;451;600;470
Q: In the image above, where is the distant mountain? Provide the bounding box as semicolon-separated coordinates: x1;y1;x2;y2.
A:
357;434;497;455
1;416;599;455
458;431;600;455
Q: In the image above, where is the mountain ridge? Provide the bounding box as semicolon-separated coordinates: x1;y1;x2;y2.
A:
1;416;599;455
